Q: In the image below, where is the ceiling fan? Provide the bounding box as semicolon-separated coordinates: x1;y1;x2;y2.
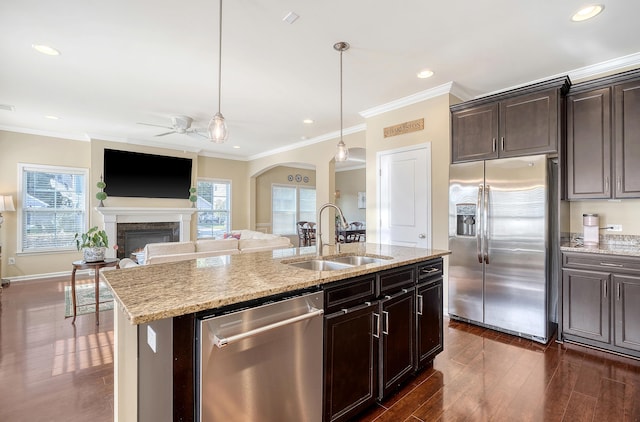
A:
137;115;207;138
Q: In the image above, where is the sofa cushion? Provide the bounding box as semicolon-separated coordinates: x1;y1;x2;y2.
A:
144;241;195;258
239;237;292;252
196;238;239;252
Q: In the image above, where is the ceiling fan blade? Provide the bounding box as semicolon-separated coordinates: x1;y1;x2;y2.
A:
155;131;176;137
137;122;173;129
188;131;209;140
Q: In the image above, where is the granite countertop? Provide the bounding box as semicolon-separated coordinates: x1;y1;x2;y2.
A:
102;243;451;325
560;243;640;257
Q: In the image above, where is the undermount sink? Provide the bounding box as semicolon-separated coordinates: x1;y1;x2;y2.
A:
284;254;393;271
328;255;389;266
287;259;354;271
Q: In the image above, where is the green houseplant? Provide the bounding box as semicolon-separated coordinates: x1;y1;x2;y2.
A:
75;226;109;262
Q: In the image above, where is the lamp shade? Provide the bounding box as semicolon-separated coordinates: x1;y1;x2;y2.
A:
0;195;16;212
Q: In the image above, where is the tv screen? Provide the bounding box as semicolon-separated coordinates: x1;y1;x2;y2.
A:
103;149;192;199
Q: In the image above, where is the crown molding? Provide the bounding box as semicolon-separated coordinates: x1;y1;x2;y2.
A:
359;82;458;118
0;125;90;142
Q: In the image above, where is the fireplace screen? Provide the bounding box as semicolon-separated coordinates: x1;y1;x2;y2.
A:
116;222;180;259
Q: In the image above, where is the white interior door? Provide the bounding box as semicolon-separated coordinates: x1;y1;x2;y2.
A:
378;144;431;248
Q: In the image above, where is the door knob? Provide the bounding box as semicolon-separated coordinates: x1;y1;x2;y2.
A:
418;233;426;239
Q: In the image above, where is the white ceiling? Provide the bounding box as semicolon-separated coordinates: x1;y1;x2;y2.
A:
1;0;639;161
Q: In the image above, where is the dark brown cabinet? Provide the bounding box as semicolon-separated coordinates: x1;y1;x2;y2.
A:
562;268;610;343
450;77;569;163
566;69;640;199
322;258;444;422
561;252;640;358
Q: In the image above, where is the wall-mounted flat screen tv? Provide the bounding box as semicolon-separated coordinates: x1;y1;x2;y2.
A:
103;149;192;199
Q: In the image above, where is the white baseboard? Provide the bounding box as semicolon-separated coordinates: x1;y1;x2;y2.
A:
4;269;95;283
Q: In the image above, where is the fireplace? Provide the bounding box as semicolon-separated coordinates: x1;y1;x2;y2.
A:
116;222;180;260
97;207;197;259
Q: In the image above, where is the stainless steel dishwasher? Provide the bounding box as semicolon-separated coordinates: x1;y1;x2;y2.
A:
198;290;324;422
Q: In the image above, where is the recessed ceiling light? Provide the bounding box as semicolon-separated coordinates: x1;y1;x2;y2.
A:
417;69;434;79
303;119;314;124
31;44;61;56
283;12;300;24
44;115;59;120
571;5;604;22
233;145;240;149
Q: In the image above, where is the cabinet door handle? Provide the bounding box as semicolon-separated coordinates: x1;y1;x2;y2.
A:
417;294;423;315
492;138;496;152
501;137;505;151
382;311;389;335
421;267;439;274
617;176;622;193
605;176;609;194
373;313;380;338
603;280;607;298
617;283;621;301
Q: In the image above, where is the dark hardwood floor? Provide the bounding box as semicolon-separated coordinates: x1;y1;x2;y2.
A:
1;277;639;421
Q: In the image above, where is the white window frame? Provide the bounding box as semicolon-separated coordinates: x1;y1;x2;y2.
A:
271;184;316;235
17;163;89;254
196;178;232;239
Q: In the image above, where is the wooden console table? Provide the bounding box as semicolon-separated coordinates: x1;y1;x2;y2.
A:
70;258;119;324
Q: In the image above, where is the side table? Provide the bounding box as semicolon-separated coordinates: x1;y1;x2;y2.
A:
70;258;119;324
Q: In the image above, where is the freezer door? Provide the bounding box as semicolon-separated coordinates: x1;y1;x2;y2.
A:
484;155;548;339
448;161;485;323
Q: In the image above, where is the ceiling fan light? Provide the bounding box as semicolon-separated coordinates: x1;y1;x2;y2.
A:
335;139;349;162
208;112;228;143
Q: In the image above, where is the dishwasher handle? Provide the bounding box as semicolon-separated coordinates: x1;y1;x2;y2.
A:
213;307;324;348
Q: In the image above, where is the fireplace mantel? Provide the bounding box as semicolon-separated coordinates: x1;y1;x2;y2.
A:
96;207;196;258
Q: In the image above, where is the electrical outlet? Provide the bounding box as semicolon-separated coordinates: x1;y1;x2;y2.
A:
8;257;15;265
607;224;622;232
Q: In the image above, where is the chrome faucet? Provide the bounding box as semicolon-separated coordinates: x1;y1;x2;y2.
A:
317;203;349;257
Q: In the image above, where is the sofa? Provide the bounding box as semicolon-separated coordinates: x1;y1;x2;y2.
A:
120;230;293;268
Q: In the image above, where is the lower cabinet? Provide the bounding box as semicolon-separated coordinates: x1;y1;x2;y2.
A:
416;279;444;369
561;252;640;358
323;258;444;422
323;302;378;422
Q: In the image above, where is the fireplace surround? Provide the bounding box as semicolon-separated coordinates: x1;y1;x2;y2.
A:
97;207;196;259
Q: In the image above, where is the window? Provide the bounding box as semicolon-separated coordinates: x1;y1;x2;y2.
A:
196;179;231;238
272;185;316;235
19;164;88;253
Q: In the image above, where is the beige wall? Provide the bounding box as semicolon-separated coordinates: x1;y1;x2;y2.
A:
569;200;640;234
364;94;452;252
0;131;92;277
197;155;250;233
335;168;366;223
255;165;316;233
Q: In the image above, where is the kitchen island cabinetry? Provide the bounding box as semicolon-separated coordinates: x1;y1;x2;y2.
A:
451;77;569;163
566;69;640;199
323;258;443;422
561;251;640;358
105;243;450;422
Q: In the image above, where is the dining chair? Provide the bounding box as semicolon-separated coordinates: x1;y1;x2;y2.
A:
296;221;309;247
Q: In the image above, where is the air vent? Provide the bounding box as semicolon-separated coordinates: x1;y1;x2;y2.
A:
0;104;15;112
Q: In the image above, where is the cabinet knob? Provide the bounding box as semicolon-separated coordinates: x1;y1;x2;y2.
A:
418;233;426;239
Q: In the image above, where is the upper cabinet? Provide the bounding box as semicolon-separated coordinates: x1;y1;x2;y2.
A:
566;69;640;199
451;77;570;163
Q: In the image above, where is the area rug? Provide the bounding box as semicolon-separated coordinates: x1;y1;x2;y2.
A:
64;282;114;317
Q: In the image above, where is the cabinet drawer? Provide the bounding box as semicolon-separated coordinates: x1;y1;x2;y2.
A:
416;259;443;283
324;275;376;314
379;266;415;295
563;252;640;274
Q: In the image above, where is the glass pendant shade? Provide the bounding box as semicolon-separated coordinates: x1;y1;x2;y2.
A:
208;112;228;143
335;139;349;162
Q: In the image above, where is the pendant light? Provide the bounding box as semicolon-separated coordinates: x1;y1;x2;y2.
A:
208;0;228;143
334;41;350;162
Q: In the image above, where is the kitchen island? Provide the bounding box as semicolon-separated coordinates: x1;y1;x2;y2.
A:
103;242;450;422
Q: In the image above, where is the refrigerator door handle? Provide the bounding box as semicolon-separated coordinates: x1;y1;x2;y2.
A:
477;184;483;264
483;184;490;264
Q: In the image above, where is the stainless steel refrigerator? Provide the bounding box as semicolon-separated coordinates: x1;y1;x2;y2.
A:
448;154;555;343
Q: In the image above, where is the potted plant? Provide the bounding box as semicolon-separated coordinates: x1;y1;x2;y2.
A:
75;226;109;262
189;187;197;208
